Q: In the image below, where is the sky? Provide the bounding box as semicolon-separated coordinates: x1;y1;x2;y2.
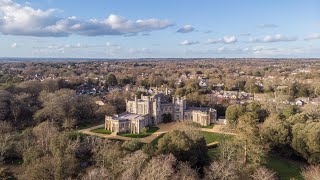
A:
1;0;320;58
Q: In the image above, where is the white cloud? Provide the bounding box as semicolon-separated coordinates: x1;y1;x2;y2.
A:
177;25;194;33
223;36;237;43
11;42;17;48
217;46;226;52
208;35;237;44
179;40;199;46
0;0;174;37
304;33;320;40
250;34;297;43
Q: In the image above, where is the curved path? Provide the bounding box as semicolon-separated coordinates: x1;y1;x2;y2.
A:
78;122;179;143
78;122;236;144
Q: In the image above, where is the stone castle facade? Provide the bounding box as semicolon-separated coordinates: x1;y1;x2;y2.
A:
105;93;217;134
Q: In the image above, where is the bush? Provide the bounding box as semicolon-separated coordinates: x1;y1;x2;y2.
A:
122;139;144;152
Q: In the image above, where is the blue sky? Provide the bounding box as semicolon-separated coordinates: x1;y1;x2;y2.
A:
1;0;320;58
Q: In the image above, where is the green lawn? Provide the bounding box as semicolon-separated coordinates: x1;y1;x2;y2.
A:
202;124;214;129
119;127;160;138
265;155;302;180
201;131;233;144
90;128;112;134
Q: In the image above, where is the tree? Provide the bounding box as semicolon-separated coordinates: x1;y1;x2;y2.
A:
122;139;144;152
301;165;320;180
22;127;80;180
81;167;110;180
282;105;298;119
120;150;148;180
141;127;148;135
236;113;267;166
261;114;291;147
250;167;277;180
157;130;209;169
34;89;97;128
246;101;268;122
204;160;239;180
225;105;244;128
0;121;13;164
173;162;199;180
106;74;118;86
291;121;320;164
139;154;176;180
0;91;12;121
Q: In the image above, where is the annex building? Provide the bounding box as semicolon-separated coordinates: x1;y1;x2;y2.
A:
105;91;217;134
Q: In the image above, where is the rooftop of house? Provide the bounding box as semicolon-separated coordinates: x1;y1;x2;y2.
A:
112;112;146;121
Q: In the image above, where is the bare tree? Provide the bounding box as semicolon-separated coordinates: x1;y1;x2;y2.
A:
120;150;148;180
204;160;239;180
139;154;176;180
0;121;13;164
301;165;320;180
251;167;277;180
82;167;110;180
172;162;199;180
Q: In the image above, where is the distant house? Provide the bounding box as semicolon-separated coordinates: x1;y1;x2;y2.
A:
107;86;122;92
123;84;132;92
76;83;104;95
95;101;105;106
212;83;224;91
295;100;305;106
253;93;268;102
223;91;238;99
175;79;183;86
199;80;208;88
311;98;320;105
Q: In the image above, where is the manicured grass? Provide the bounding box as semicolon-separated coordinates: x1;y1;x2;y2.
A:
265;155;302;180
119;127;160;138
202;124;214;129
90;128;112;134
201;131;233;144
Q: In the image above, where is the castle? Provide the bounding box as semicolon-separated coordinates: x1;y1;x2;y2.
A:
105;92;217;134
